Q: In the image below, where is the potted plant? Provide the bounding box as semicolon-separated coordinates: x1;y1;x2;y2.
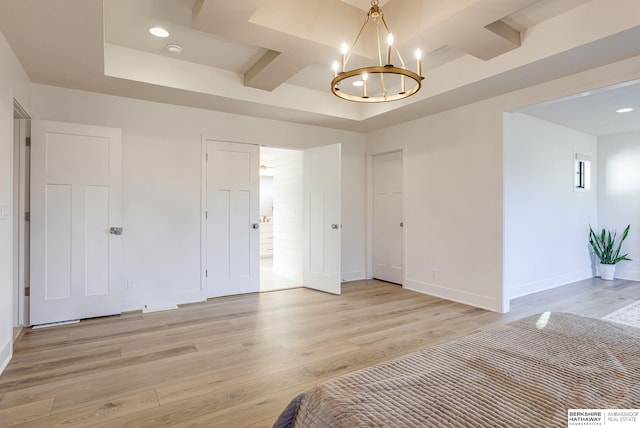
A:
589;224;631;280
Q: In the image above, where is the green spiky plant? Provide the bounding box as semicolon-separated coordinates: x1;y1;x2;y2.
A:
589;224;631;265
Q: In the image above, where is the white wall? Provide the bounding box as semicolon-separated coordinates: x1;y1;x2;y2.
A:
0;30;31;373
6;39;640;375
31;84;366;311
598;131;640;280
259;176;274;219
367;55;640;313
367;102;504;312
504;113;597;299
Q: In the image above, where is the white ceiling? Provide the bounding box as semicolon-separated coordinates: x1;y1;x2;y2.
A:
1;0;639;135
515;79;640;136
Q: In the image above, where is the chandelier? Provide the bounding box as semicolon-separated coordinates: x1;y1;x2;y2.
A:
331;0;424;103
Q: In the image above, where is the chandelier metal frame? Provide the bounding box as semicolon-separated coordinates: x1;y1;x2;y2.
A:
331;0;424;103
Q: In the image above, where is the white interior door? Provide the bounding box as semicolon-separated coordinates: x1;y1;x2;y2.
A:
373;151;403;284
303;144;341;295
205;140;259;298
30;120;122;325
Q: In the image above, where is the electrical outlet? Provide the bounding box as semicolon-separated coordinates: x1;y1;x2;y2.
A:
0;204;8;221
432;268;438;278
127;280;135;291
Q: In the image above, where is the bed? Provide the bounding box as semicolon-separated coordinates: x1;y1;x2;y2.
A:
273;312;640;427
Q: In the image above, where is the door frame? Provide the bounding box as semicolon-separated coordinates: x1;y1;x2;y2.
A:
365;148;407;284
200;139;343;298
200;137;207;300
12;101;30;326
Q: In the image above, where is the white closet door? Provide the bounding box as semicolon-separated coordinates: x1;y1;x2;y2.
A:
303;144;341;295
373;151;403;284
205;140;260;298
31;120;123;325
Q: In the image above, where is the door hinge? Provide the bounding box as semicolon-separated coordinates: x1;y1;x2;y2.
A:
25;211;30;222
205;211;208;219
25;137;31;147
206;153;208;161
205;269;208;278
24;286;30;297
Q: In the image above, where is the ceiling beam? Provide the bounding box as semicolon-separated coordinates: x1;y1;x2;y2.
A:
243;49;312;91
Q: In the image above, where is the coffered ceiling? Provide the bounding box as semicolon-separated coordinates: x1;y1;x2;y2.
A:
1;0;640;133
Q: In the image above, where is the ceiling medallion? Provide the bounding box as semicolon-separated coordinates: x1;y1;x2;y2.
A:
331;0;424;103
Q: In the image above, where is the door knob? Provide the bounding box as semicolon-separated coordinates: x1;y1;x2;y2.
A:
252;223;260;229
109;227;123;235
400;222;403;227
331;224;339;229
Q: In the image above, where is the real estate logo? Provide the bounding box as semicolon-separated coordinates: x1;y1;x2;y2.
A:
568;409;640;427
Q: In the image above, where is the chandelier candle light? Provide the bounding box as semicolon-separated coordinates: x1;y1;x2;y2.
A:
331;0;424;102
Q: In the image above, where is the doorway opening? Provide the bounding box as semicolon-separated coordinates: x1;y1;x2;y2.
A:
202;141;341;297
259;146;303;291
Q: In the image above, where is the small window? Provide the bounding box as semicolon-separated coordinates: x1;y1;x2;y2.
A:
574;153;591;191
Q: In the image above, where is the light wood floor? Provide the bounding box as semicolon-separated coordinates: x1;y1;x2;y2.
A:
1;278;639;427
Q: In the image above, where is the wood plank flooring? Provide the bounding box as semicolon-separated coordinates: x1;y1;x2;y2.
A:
1;278;639;427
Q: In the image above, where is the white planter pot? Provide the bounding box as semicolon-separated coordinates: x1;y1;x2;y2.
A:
598;263;616;280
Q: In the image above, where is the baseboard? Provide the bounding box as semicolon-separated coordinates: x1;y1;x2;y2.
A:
341;270;366;282
122;290;203;312
142;304;179;313
404;278;503;313
508;269;593;300
612;268;640;281
0;338;11;376
13;327;24;344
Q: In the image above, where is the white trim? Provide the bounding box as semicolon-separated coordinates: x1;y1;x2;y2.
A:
508;269;593;300
200;136;207;301
365;154;373;278
13;99;30;119
402;148;408;287
32;320;79;329
502;113;510;313
142;304;178;313
12;117;30;326
341;270;366;282
611;266;640;282
122;289;202;312
405;278;504;313
0;339;11;375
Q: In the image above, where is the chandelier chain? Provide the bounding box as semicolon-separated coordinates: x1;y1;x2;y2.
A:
345;12;371;66
374;22;389;98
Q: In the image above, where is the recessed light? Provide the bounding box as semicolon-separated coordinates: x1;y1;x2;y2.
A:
616;107;634;113
166;44;183;54
149;27;169;38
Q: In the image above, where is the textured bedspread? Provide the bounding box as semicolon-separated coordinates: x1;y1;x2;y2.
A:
273;312;640;427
